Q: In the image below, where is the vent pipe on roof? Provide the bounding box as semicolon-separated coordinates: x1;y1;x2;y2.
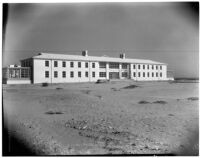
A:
82;50;88;57
120;53;125;59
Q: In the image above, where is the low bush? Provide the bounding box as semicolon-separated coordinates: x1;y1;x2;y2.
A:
138;100;151;104
153;100;167;104
42;82;48;87
187;97;199;101
123;85;139;89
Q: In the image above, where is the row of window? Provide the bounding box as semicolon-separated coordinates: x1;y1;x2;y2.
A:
133;64;162;70
45;61;95;68
45;61;163;71
45;71;96;78
133;72;162;78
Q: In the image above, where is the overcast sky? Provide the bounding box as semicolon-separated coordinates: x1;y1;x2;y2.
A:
3;2;199;78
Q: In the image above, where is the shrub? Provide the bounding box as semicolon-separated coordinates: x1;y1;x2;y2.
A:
187;97;199;101
42;82;48;87
138;100;151;104
153;100;167;104
123;85;139;89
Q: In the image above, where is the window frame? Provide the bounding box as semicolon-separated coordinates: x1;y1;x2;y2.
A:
54;61;58;67
54;71;58;78
45;61;49;67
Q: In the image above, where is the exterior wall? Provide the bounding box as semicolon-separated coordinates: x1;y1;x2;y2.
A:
32;59;168;84
6;79;31;84
33;59;99;84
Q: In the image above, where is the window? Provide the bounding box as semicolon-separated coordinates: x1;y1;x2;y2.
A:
62;61;66;67
54;61;58;67
99;62;106;68
109;63;119;69
45;71;49;78
92;63;95;68
138;65;140;69
152;65;154;70
147;65;149;69
156;73;158;77
143;72;145;77
133;72;136;77
85;62;88;68
78;62;81;68
156;66;158;70
99;72;106;77
143;65;145;70
70;62;74;68
160;66;162;70
45;61;49;67
133;65;136;69
147;72;149;77
78;71;81;77
21;69;30;78
138;72;140;77
92;72;95;77
122;72;128;77
152;72;154;77
85;71;88;77
70;71;74;78
160;73;162;77
122;63;128;69
54;71;58;78
62;71;66;78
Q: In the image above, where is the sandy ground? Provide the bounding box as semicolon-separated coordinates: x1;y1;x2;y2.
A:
3;80;199;155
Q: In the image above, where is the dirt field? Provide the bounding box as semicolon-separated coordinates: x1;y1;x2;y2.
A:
3;80;199;155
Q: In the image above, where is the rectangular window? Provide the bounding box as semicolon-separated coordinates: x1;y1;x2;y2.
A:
99;72;106;77
78;71;81;77
133;65;136;69
45;61;49;67
152;65;154;70
138;72;140;77
156;72;158;77
78;62;81;68
54;61;58;67
70;62;74;68
156;66;158;70
133;72;136;77
85;71;88;77
62;71;66;78
160;73;162;77
99;62;106;68
122;63;128;69
92;72;95;77
85;62;88;68
45;71;49;78
109;63;119;69
152;72;154;77
147;72;149;77
160;66;162;70
54;71;58;78
62;61;66;67
143;72;145;77
138;65;140;69
143;65;145;70
70;71;74;78
147;65;149;69
122;72;128;77
92;63;95;68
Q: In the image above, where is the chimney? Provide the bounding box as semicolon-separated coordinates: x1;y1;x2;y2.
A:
120;53;125;59
82;50;88;57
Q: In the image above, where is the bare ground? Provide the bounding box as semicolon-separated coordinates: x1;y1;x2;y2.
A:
3;81;199;155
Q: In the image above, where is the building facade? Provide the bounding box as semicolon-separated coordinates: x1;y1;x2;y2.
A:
3;51;171;84
22;51;169;84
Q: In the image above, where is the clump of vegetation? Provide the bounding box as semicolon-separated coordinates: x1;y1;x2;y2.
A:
42;82;49;87
153;100;167;104
96;79;110;84
56;87;63;90
111;88;120;91
138;100;151;104
45;110;64;115
187;97;199;101
123;85;139;89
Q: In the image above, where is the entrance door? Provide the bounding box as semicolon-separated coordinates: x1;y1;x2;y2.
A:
109;72;119;79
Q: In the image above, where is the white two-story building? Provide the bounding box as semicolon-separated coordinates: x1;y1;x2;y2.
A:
3;51;171;84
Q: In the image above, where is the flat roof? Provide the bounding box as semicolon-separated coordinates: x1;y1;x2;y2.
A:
31;53;166;65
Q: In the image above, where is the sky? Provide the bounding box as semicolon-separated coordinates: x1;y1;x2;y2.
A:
3;2;199;78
